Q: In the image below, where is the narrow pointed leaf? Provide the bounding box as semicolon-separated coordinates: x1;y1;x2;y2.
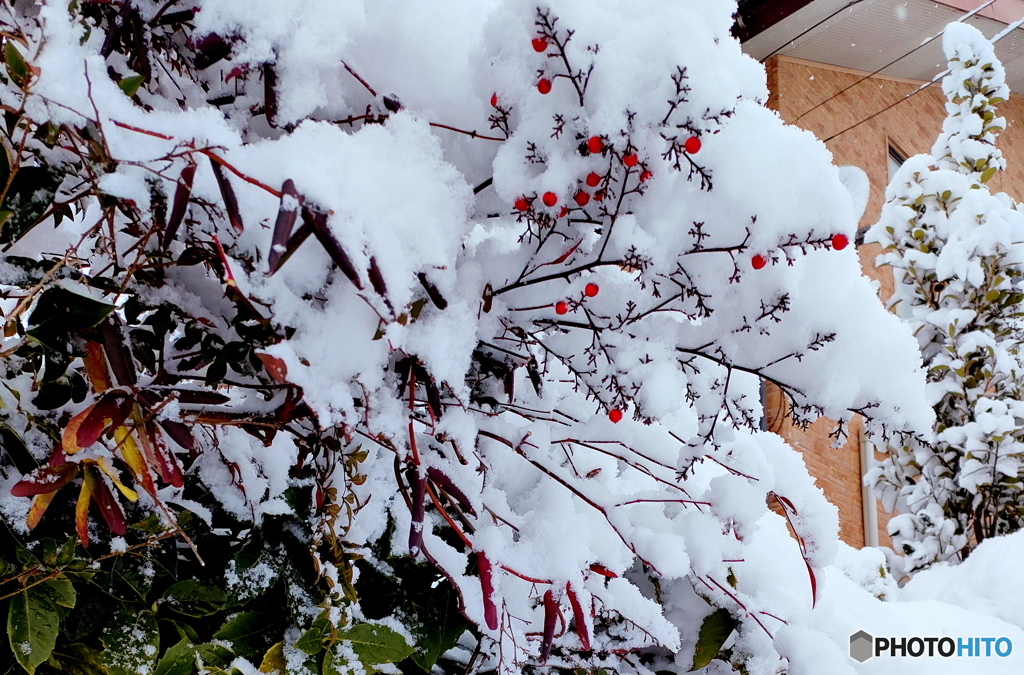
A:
162;162;196;247
268;179;300;273
211;161;244;234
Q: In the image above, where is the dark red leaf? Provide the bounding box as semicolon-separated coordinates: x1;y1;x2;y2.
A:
588;563;617;578
99;317;137;387
541;589;557;663
11;463;79;497
482;283;493;314
426;466;475;517
90;472;127;535
158;420;195;456
565;582;590;651
477;552;498;631
302;208;362;289
407;465;425;558
263;63;278;127
211;161;244;234
417;272;448;310
78;391;132;449
162;162;196;248
193;33;231;70
268;179;301;274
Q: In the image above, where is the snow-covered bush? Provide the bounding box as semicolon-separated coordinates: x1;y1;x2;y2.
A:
0;1;930;674
867;22;1024;574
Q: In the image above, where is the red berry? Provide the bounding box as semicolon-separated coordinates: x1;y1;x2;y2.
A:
537;78;552;95
573;191;590;207
593;190;605;202
555;301;568;315
490;93;499;107
585;283;599;297
751;254;767;270
608;409;623;423
831;233;849;251
683;136;701;154
640;170;653;182
623;153;638;167
514;197;530;212
558;206;569;218
587;136;603;154
532;37;548;52
542;191;557;207
586;172;601;187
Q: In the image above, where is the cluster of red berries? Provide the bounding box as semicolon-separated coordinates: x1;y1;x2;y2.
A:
749;234;850;270
553;282;600;315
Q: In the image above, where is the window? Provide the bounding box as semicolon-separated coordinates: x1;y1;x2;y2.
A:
887;143;906;182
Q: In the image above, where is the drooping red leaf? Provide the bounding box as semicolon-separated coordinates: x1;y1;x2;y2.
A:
477;552;499;631
264;63;278;127
76;390;132;449
565;582;590;651
417;272;448;310
172;389;231;405
89;469;127;535
303;207;363;289
142;420;185;487
407;465;425;558
193;33;232;70
426;467;475;517
256;353;289;383
368;257;391;309
162;161;196;248
541;589;558;663
11;463;79;497
268;179;301;274
588;563;617;578
158;419;195;454
805;559;817;608
98;317;137;387
211;161;244;234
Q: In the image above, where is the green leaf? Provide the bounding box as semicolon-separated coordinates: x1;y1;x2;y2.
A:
258;642;285;674
100;610;159;675
0;166;62;245
153;637;195;675
338;624;414;670
980;166;997;184
163;580;228;617
118;75;145;97
41;577;76;609
293;627;324;656
213;612;277;658
7;584;61;674
26;287;115;350
195;643;234;669
4;41;30;87
690;608;738;671
48;643;107;675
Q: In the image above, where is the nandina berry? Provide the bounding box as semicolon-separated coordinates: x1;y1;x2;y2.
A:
585;283;599;297
593;190;605;202
586;172;601;187
684;136;701;154
490;93;499;107
532;37;548;52
558;206;569;218
609;409;623;423
831;233;849;250
640;170;653;182
623;153;638;167
587;136;603;154
514;197;530;212
573;191;590;207
537;78;552;94
555;301;568;315
542;191;558;207
751;254;767;270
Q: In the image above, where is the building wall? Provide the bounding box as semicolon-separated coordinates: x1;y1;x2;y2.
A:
764;55;1024;549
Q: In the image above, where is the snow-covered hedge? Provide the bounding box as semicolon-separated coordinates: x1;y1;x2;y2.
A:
0;1;932;674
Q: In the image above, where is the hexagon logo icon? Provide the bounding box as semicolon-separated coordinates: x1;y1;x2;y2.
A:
850;630;874;662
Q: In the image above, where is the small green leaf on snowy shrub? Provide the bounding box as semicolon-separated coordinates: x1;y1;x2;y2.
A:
7;585;61;674
153;637;195;675
338;624;414;669
980;167;997;183
163;580;227;617
100;610;159;675
195;643;235;669
214;612;276;658
294;627;325;655
4;41;29;87
689;608;737;671
118;75;145;97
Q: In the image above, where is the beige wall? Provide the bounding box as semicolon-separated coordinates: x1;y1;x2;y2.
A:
764;55;1024;549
